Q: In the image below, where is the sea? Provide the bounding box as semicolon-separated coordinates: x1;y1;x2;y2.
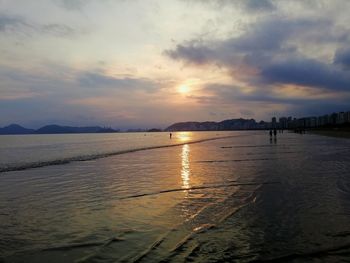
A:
1;131;350;262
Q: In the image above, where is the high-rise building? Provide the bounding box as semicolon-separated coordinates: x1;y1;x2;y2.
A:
279;117;288;129
272;117;277;129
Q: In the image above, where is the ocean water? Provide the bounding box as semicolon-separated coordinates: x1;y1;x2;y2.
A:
0;131;237;172
1;131;350;262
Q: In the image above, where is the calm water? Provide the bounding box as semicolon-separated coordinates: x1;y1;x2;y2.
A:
1;131;350;262
0;131;239;172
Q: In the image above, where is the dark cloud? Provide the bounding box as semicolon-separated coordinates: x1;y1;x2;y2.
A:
165;16;350;94
165;17;331;70
0;14;31;33
244;0;275;13
183;0;275;13
334;47;350;70
164;42;215;65
260;57;350;91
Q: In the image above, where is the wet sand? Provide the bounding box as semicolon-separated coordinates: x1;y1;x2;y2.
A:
309;129;350;139
1;131;350;262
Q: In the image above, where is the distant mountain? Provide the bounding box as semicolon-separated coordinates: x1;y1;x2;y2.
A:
0;124;119;135
166;121;218;131
165;118;267;131
36;125;118;134
147;128;162;132
37;125;97;134
0;124;35;135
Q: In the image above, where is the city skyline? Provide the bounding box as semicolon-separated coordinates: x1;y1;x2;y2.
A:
1;0;350;129
1;108;349;133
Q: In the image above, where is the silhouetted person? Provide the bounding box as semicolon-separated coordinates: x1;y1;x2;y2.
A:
269;130;272;137
273;129;277;137
169;133;172;139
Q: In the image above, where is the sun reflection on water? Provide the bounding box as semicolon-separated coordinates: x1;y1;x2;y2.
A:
181;144;190;189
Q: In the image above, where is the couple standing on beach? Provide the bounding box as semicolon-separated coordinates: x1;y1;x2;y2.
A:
269;129;277;137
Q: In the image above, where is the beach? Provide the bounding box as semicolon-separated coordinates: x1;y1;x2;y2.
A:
1;131;350;262
308;128;350;139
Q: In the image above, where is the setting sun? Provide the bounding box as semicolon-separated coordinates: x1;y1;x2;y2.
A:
178;85;190;94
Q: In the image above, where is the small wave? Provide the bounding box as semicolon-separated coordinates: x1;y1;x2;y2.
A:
0;135;240;174
196;158;277;163
119;181;280;200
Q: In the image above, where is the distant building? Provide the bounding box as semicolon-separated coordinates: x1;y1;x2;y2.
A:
279;117;288;129
272;117;277;129
337;112;345;124
330;113;338;125
345;112;350;123
282;110;350;129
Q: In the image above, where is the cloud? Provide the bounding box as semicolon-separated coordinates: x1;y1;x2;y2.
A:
260;57;350;91
41;24;78;37
78;72;157;92
334;47;350;70
243;0;275;13
166;17;332;64
189;83;350;119
240;109;255;117
0;64;167;128
183;0;275;13
165;16;350;93
164;42;215;65
54;0;89;11
0;14;31;33
0;13;81;38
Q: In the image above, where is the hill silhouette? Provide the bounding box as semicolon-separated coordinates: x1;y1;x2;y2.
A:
0;124;118;135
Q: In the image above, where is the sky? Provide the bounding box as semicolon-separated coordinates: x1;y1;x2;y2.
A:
1;0;350;129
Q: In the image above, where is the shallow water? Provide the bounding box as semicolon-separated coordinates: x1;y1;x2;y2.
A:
0;131;240;172
1;131;350;262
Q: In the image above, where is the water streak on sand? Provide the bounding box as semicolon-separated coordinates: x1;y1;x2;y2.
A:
42;237;123;252
119;181;280;200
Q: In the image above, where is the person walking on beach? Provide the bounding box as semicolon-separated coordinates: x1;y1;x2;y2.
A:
269;130;272;138
273;129;277;137
169;133;172;139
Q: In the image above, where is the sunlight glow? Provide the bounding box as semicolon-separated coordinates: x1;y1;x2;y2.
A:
178;85;190;94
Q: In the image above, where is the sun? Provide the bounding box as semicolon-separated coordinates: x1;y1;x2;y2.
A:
178;85;190;94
